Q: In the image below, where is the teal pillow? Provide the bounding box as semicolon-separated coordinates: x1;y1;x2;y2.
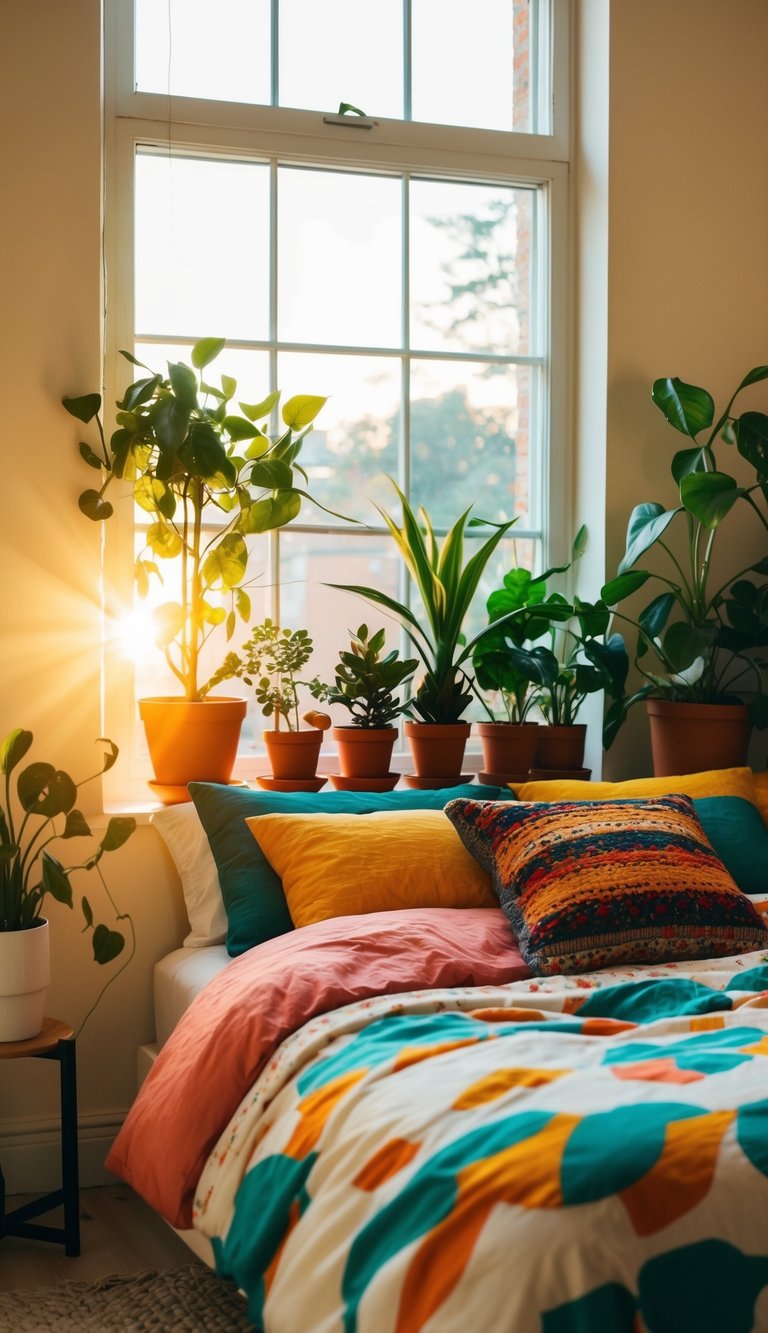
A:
189;783;513;955
692;796;768;896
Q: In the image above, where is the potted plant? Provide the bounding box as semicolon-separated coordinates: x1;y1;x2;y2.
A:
602;367;768;775
0;728;135;1042
211;619;330;790
63;338;329;800
330;480;522;786
525;599;627;774
470;542;583;782
324;625;418;790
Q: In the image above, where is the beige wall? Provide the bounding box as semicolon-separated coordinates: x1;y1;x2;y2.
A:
590;0;768;776
1;0;768;1187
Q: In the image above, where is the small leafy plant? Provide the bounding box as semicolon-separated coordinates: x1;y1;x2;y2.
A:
211;619;328;731
327;625;418;728
63;339;330;702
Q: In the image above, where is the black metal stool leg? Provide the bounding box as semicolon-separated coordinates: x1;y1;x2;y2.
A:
59;1037;80;1257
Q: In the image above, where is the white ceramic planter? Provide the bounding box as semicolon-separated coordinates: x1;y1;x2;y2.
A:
0;918;50;1042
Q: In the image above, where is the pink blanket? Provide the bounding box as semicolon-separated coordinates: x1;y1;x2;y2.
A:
106;907;528;1227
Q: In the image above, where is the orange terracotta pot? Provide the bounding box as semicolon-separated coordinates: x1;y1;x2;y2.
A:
533;724;587;772
476;722;540;779
332;726;397;779
263;728;324;781
404;721;471;779
139;697;247;796
646;699;752;777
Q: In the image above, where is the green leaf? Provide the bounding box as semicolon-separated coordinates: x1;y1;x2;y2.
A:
168;360;199;411
338;101;367;116
220;374;237;401
100;816;136;852
572;524;588;559
224;415;263;441
134;475;174;518
601;570;651;604
151;396;191;452
0;729;33;776
82;895;93;927
662;621;714;671
618;503;680;574
182;421;236;482
240;391;280;422
191;337;226;370
671;446;714;482
78;490;114;521
18;764;76;816
63;809;91;838
680;471;743;528
249;458;294;490
735;411;768;476
651;377;714;438
92;924;125;965
638;592;676;642
235;588;251;621
244;434;270;460
79;441;104;470
97;738;119;773
41;853;73;907
62;393;101;423
239;492;302;533
201;533;248;589
146;521;183;559
121;374;162;412
281;394;327;429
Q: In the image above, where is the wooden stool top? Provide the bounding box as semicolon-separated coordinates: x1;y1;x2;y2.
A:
0;1017;74;1059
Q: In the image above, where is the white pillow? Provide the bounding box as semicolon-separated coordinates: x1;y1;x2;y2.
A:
151;803;226;948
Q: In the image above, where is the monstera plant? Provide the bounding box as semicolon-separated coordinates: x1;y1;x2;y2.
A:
602;366;768;772
64;339;331;797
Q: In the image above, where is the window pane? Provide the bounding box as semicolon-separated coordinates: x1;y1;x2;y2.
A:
278;530;404;731
279;0;403;119
410;180;534;356
135;153;270;340
135;0;270;105
277;168;402;348
409;360;532;528
412;0;532;132
278;352;401;525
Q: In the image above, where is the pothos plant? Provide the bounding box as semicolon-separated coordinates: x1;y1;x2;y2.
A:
210;619;329;731
63;339;331;702
601;367;768;744
0;728;136;1031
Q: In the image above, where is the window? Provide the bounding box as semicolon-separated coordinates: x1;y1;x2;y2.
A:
104;0;569;801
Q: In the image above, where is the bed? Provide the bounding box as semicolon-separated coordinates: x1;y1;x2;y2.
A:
110;770;768;1332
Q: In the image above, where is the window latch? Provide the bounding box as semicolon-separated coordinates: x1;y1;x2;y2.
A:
322;114;378;130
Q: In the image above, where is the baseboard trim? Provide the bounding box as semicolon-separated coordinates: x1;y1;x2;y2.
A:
0;1110;127;1193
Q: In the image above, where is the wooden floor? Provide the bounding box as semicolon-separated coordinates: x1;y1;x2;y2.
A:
0;1184;200;1290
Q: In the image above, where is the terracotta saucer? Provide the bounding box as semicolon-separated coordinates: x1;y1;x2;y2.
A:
256;774;328;792
147;777;250;806
328;773;400;792
401;773;475;790
477;771;531;787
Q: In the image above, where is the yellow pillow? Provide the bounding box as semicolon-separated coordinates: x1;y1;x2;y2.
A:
511;766;759;806
753;771;768;826
245;809;496;928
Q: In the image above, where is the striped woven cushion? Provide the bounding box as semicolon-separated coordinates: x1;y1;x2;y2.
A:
445;794;768;976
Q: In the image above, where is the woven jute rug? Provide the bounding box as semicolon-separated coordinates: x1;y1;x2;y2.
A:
0;1264;256;1332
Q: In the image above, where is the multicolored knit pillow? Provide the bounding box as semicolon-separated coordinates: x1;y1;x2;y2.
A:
444;794;768;976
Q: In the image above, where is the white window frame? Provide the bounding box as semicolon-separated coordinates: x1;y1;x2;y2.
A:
101;0;571;807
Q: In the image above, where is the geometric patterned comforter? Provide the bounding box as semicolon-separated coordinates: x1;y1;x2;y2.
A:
195;949;768;1333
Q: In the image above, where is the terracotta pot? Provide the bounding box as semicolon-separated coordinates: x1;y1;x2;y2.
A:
533;724;587;772
139;697;247;800
476;722;540;779
647;699;752;777
332;726;397;780
0;918;49;1042
264;727;324;781
404;721;471;779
